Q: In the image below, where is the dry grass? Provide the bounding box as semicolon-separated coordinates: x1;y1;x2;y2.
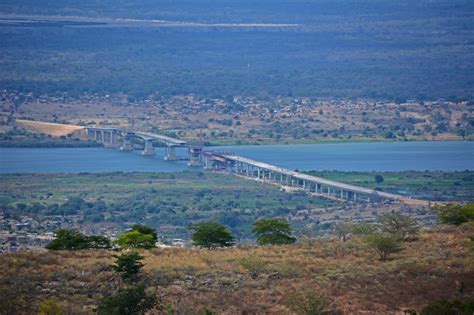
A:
15;119;84;137
1;226;473;314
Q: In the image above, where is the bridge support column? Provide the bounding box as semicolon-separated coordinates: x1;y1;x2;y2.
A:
142;140;155;156
120;136;133;151
164;146;177;160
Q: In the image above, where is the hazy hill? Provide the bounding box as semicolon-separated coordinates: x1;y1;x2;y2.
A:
0;0;473;100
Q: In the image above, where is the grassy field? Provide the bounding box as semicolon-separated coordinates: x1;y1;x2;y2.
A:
0;225;473;314
2;171;472;240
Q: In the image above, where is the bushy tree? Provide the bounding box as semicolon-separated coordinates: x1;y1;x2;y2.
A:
115;230;155;249
96;285;156;315
378;213;419;240
189;222;234;249
252;218;296;245
46;229;110;250
46;229;90;250
437;203;474;226
365;233;402;261
374;175;384;184
333;222;352;242
131;224;157;242
112;252;145;281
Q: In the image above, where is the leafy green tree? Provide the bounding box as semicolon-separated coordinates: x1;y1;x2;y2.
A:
130;224;157;242
96;285;156;315
46;229;91;250
112;252;144;281
115;230;155;249
38;299;62;315
374;175;384;184
365;233;402;261
252;218;296;245
437;203;474;226
46;229;111;250
189;222;234;249
378;213;419;240
87;235;112;249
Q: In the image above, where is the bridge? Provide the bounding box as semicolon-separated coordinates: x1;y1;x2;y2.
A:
202;152;430;205
85;127;191;161
85;126;428;205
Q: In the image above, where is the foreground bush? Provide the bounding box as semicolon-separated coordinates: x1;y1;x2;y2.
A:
437;203;474;226
112;251;145;281
365;233;402;261
283;289;337;315
96;285;156;315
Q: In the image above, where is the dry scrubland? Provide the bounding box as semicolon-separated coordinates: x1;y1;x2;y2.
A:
1;225;473;314
15;119;84;137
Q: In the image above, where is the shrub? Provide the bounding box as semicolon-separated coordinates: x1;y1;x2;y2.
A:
38;299;62;315
112;251;145;281
283;289;336;315
420;299;474;315
240;256;267;278
351;223;377;236
252;218;296;245
378;213;419;241
437;203;474;226
374;175;384;184
96;285;156;315
189;222;234;249
365;233;402;261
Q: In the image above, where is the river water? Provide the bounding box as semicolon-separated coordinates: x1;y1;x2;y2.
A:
0;141;472;173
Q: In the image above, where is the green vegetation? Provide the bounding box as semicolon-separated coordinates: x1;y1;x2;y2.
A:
96;285;156;315
378;213;420;241
365;233;402;261
115;231;155;250
252;218;296;245
1;1;473;100
437;203;474;226
112;252;145;281
189;222;234;249
1;172;332;240
46;228;111;250
38;299;62;315
114;225;158;249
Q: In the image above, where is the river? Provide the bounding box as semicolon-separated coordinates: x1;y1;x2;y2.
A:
0;141;472;173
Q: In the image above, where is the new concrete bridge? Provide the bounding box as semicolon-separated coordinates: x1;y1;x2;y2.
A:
203;152;430;205
86;126;428;205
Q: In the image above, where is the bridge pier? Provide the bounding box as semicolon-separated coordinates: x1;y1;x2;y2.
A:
120;136;134;151
142;140;155;156
164;146;177;161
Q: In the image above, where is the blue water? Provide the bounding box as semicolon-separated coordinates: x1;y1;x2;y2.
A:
0;141;472;173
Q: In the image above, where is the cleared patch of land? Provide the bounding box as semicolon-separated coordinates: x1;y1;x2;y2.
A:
15;119;84;137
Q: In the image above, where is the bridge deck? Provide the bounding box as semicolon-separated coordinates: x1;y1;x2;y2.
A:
223;154;404;201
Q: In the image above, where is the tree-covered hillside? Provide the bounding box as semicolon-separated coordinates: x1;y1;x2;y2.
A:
0;0;473;100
